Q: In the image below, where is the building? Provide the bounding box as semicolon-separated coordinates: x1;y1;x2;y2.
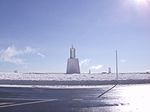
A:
66;46;80;74
108;67;111;74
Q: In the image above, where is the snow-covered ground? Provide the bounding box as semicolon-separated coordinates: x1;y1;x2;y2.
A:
0;84;109;89
0;72;150;81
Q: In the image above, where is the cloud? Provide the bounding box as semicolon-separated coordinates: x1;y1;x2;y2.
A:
37;52;45;58
0;46;24;64
0;45;45;64
80;59;91;66
145;69;150;72
80;59;103;72
120;59;127;63
90;65;103;70
24;46;36;53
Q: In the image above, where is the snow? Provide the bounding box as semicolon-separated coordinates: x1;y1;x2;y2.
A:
0;84;110;89
0;72;150;81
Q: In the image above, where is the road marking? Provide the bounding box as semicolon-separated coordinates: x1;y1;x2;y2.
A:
72;99;83;101
0;103;14;106
0;97;57;101
0;99;58;108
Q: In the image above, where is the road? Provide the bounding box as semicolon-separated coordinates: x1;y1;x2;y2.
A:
0;84;150;112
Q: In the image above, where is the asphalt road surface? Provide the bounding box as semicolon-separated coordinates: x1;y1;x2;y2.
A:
0;84;150;112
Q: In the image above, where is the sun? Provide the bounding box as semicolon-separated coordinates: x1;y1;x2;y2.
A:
133;0;150;6
135;0;145;3
129;0;150;10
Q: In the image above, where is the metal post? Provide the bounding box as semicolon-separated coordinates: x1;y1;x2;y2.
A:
116;50;118;80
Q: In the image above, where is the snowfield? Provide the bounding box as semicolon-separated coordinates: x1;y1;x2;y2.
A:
0;72;150;87
0;72;150;81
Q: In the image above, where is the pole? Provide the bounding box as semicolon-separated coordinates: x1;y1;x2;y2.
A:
98;50;119;98
116;50;118;80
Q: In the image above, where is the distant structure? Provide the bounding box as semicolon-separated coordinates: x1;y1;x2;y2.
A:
108;67;111;74
89;69;91;74
66;46;80;74
14;70;18;73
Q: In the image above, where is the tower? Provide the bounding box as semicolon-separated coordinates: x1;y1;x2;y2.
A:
66;46;80;74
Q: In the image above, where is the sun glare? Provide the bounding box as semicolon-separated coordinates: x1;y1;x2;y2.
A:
135;0;146;3
126;0;150;11
118;85;150;112
133;0;150;6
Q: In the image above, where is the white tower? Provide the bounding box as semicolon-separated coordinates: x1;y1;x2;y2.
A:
70;45;76;58
66;46;80;74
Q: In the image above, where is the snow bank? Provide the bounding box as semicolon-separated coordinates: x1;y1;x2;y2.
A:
0;72;150;81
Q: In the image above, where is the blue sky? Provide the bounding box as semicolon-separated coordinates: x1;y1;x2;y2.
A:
0;0;150;73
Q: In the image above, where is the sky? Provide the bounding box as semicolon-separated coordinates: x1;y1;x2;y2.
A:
0;0;150;73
